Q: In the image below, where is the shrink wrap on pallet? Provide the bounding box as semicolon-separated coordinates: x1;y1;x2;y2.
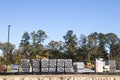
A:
32;59;40;68
41;59;49;68
41;68;49;72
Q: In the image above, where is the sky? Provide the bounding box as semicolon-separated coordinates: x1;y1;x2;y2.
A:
0;0;120;49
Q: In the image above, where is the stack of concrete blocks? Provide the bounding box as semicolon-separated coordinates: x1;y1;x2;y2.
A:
109;60;116;73
21;59;30;72
41;59;49;72
64;59;73;73
49;59;57;73
10;64;19;72
57;59;65;72
73;62;85;73
32;59;40;72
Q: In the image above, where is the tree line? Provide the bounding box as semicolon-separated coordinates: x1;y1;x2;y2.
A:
0;29;120;69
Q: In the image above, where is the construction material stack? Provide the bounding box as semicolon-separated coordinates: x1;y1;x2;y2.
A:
21;59;30;72
49;59;57;73
57;59;65;72
73;62;85;73
20;58;75;73
109;60;116;73
32;59;40;72
10;64;19;72
64;59;73;73
41;59;49;72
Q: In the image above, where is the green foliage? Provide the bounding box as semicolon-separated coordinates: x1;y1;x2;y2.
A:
105;33;119;59
63;30;78;61
1;29;120;68
21;31;30;45
47;40;64;59
36;30;48;44
0;42;15;65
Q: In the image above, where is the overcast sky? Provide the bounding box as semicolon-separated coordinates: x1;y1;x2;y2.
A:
0;0;120;49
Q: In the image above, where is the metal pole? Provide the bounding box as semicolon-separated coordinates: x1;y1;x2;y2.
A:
7;25;10;65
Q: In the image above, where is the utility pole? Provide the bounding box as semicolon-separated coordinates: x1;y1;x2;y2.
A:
7;25;10;65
